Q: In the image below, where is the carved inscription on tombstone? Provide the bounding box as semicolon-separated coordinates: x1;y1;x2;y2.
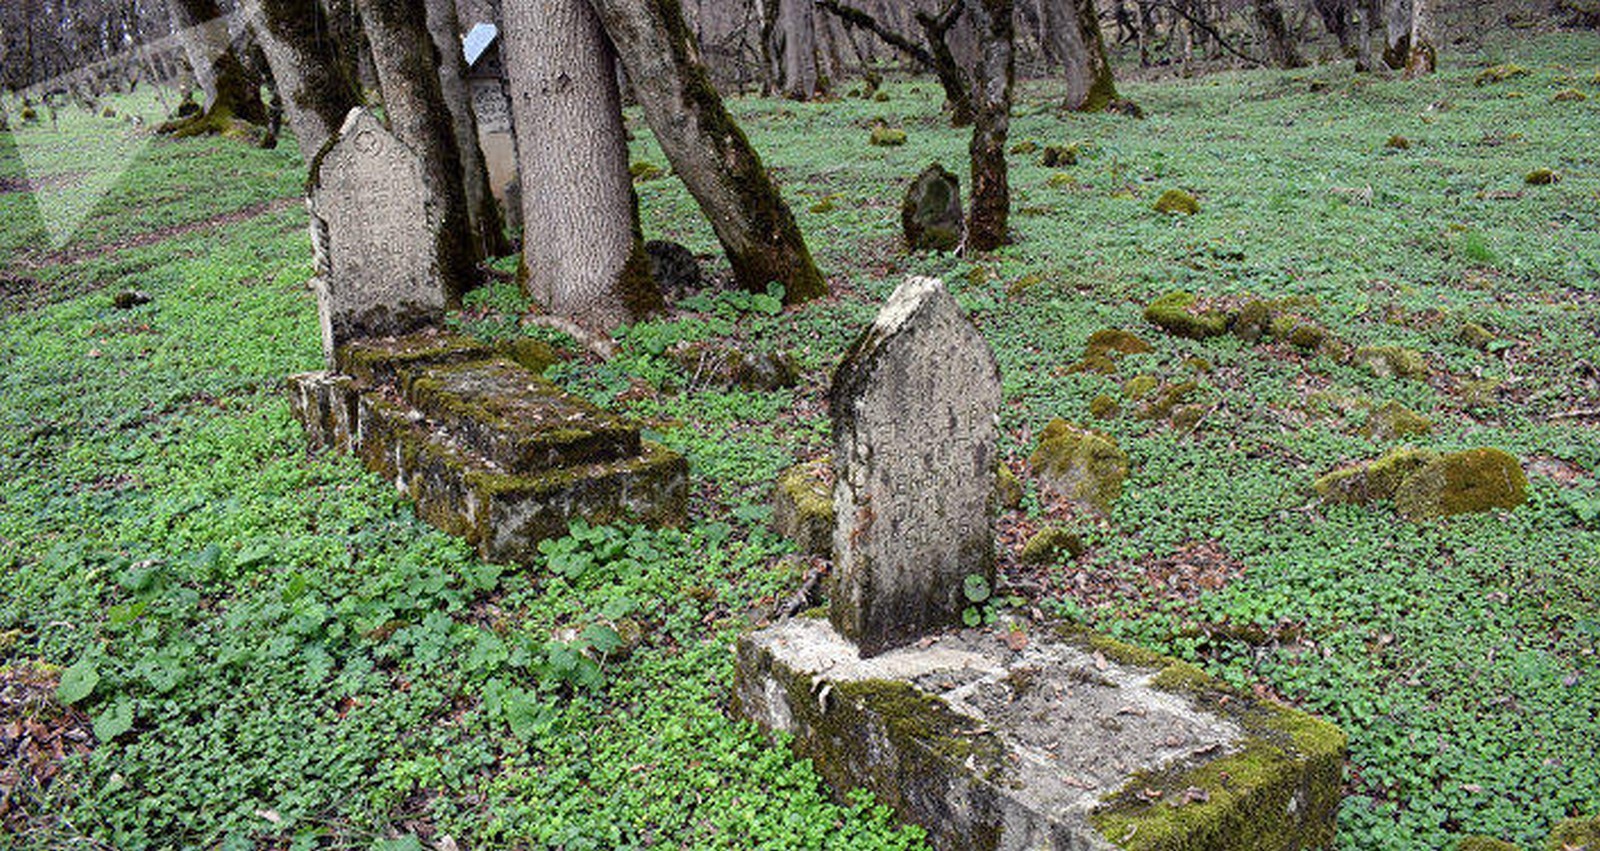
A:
308;108;447;366
469;79;512;134
830;276;1001;657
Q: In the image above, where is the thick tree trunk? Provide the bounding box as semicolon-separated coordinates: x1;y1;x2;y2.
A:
766;0;821;99
422;0;510;257
963;0;1012;253
1354;0;1379;70
243;0;360;157
1252;0;1307;68
502;0;661;329
1311;0;1353;54
591;0;827;303
1403;0;1433;76
1041;0;1118;111
356;0;481;299
166;0;268;125
1382;0;1409;69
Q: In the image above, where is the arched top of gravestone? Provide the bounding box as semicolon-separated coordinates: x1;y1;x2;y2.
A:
308;108;447;366
830;276;1002;657
901;164;964;253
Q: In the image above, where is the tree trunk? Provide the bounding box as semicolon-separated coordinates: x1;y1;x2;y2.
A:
165;0;269;125
1311;0;1352;54
356;0;481;299
590;0;827;303
502;0;661;329
814;0;973;127
768;0;821;99
1041;0;1118;111
1403;0;1433;76
1382;0;1409;69
1353;0;1378;70
422;0;511;257
1252;0;1306;68
243;0;360;157
963;0;1012;253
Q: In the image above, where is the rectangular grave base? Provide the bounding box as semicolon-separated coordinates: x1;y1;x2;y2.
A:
288;366;687;563
733;617;1344;851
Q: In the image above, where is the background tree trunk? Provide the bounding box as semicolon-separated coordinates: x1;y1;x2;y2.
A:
165;0;268;125
502;0;661;329
963;0;1011;253
1382;0;1409;69
1252;0;1306;68
1354;0;1379;70
1404;0;1433;76
356;0;481;298
591;0;827;303
244;0;360;157
422;0;511;257
767;0;821;99
1043;0;1118;111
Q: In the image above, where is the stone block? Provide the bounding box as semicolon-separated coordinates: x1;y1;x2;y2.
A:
734;618;1344;851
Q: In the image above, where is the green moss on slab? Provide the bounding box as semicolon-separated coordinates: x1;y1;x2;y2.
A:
1394;448;1528;520
1315;447;1441;504
1144;291;1230;340
1019;526;1085;564
1122;375;1160;401
1090;394;1121;419
1475;64;1530;85
1362;400;1433;441
869;127;908;146
1353;345;1429;380
1029;420;1129;512
1456;837;1521;851
772;459;835;556
336;332;496;387
1546;813;1600;850
1456;321;1496;350
1154;189;1201;215
995;463;1024;510
497;337;558;374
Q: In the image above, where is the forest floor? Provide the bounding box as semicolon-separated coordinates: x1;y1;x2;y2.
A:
2;30;1598;851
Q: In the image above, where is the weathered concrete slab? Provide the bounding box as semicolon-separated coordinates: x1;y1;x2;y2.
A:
829;277;1002;656
734;617;1344;851
288;331;687;562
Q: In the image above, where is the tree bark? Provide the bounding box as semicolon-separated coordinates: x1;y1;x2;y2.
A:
1382;0;1409;69
1403;0;1433;76
502;0;661;329
764;0;822;99
591;0;827;303
1040;0;1119;111
815;0;973;127
165;0;269;125
356;0;481;299
422;0;511;257
963;0;1012;253
1353;0;1379;70
243;0;360;157
1252;0;1307;68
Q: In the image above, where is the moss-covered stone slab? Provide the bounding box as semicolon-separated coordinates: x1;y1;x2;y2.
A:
404;359;640;472
335;331;496;389
772;459;834;557
734;618;1344;851
1030;420;1129;512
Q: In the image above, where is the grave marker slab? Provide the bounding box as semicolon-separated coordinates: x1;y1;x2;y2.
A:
829;276;1001;657
308;108;448;366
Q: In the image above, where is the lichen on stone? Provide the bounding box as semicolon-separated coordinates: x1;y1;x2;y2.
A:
1029;420;1129;512
772;459;835;557
1353;345;1429;380
1362;400;1433;442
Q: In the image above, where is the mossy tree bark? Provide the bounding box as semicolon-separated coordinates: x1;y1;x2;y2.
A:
355;0;482;300
1353;0;1380;70
590;0;827;304
1404;0;1435;77
164;0;269;132
1310;0;1354;55
243;0;361;157
1382;0;1410;69
760;0;825;100
1037;0;1119;111
963;0;1012;253
502;0;662;330
1252;0;1307;68
422;0;510;258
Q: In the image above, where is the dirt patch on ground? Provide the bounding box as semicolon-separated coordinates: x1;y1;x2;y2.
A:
31;196;301;268
0;172;86;194
0;663;94;835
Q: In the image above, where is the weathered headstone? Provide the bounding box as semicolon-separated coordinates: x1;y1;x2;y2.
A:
308;108;448;367
830;276;1001;657
901;163;964;252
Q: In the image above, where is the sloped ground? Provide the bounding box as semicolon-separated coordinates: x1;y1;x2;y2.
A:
2;31;1597;850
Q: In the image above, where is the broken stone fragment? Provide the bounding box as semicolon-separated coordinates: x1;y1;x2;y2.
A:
1020;526;1084;564
1361;400;1433;442
1353;345;1429;380
1029;420;1129;513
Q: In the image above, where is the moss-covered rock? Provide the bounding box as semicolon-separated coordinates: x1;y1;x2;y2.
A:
1362;400;1433;441
497;337;558;375
1455;837;1521;851
1525;168;1560;185
1029;420;1129;512
1385;134;1412;149
1287;321;1330;351
1068;354;1120;375
1474;64;1530;85
1172;404;1209;433
1009;140;1038;155
1393;448;1528;520
1546;812;1600;850
1154;188;1201;215
1144;291;1230;339
995;463;1024;510
1040;144;1078;167
1047;172;1078;189
1458;378;1503;408
1137;381;1200;421
1233;299;1276;343
1089;394;1121;419
901;163;964;252
869;126;907;146
668;342;800;392
1552;88;1588;102
1315;447;1441;504
1019;526;1085;564
1353;345;1429;380
1122;374;1160;401
771;459;834;557
1085;328;1156;359
1456;321;1496;350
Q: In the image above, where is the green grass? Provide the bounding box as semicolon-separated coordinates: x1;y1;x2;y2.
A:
3;32;1599;850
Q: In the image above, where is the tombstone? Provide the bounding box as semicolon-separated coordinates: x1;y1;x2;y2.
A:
461;22;520;229
901;163;964;252
308;108;448;367
829;276;1001;657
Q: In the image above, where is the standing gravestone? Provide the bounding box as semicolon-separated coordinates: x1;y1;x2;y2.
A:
901;163;964;252
830;276;1001;657
308;108;448;367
